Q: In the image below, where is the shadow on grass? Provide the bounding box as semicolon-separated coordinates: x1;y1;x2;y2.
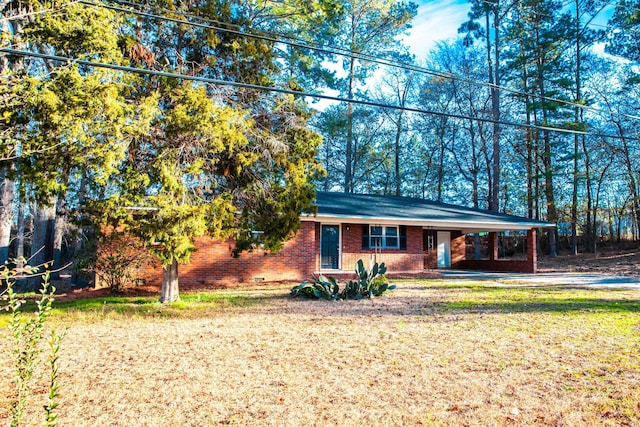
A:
2;282;638;320
0;292;270;321
278;283;640;317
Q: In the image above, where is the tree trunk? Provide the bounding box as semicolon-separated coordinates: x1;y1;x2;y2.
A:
543;128;558;258
541;115;558;257
31;199;56;268
489;10;501;212
570;131;579;256
392;75;412;197
28;199;56;290
0;169;14;264
16;193;25;266
394;112;403;196
582;137;594;252
71;173;88;286
570;1;582;256
526;127;534;218
344;54;356;194
519;46;534;219
345;99;354;193
52;181;70;278
436;132;445;203
160;258;179;303
323;140;331;192
536;41;557;257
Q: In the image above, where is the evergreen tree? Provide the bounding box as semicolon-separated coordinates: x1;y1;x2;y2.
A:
459;0;514;211
95;0;325;302
503;0;574;256
0;0;131;271
606;0;640;63
333;0;416;193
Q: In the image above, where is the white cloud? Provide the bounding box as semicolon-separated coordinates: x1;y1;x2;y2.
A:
402;0;471;59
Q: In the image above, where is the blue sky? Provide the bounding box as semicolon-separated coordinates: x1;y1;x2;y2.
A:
311;1;471;108
403;0;620;60
403;0;471;59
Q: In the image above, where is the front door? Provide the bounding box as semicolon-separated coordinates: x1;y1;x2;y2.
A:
437;231;451;268
321;225;340;269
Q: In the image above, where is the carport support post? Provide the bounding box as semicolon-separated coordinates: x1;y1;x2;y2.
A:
528;228;537;274
488;232;498;261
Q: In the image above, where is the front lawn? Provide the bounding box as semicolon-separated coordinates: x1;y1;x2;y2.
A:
1;280;639;426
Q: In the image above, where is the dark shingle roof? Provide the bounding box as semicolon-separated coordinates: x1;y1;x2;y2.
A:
312;192;553;231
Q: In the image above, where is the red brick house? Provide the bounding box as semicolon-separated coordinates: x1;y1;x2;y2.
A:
138;192;553;287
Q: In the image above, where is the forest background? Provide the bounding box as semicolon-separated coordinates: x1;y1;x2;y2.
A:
2;0;640;299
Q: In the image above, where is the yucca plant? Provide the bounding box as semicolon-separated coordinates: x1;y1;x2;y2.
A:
290;274;340;300
340;259;395;299
292;259;396;300
370;274;395;297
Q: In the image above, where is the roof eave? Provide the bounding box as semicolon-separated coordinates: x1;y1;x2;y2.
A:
301;213;554;231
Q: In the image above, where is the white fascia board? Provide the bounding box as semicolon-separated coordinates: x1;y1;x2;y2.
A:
301;214;545;231
459;227;531;234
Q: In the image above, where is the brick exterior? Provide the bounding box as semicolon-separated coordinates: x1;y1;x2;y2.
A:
120;223;540;288
457;228;537;273
132;221;319;287
337;224;424;272
451;231;466;266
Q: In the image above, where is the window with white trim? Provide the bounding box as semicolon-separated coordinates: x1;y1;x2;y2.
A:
370;225;399;248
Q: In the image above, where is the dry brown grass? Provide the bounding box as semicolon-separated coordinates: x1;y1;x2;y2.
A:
1;280;639;426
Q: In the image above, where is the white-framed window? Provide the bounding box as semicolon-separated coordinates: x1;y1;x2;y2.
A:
370;225;399;248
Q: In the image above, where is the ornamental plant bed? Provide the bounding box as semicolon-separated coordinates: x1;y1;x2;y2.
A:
0;280;638;426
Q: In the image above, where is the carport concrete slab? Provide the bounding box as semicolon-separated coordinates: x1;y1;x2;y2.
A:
440;270;640;289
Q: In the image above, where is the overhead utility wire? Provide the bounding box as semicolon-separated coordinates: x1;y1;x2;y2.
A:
113;0;243;29
1;47;633;141
0;0;81;22
84;0;640;123
478;0;610;30
100;0;595;110
592;0;640;16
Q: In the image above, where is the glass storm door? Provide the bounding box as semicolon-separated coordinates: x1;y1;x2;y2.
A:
321;225;340;269
437;231;451;268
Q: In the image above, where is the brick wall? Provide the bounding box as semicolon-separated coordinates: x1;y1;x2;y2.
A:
451;231;466;266
114;224;541;289
337;224;424;272
459;259;536;273
132;221;318;287
455;228;537;274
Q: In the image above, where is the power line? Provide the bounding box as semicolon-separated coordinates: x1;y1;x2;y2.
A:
4;0;637;128
593;0;640;17
80;0;640;124
1;47;635;141
0;0;81;22
479;0;611;30
112;0;243;30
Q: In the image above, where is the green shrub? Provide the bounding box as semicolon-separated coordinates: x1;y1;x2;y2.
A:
1;261;63;427
81;232;152;294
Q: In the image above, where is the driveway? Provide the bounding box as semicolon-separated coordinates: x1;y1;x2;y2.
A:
440;270;640;289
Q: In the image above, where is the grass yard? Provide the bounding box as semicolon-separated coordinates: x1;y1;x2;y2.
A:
1;279;639;426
